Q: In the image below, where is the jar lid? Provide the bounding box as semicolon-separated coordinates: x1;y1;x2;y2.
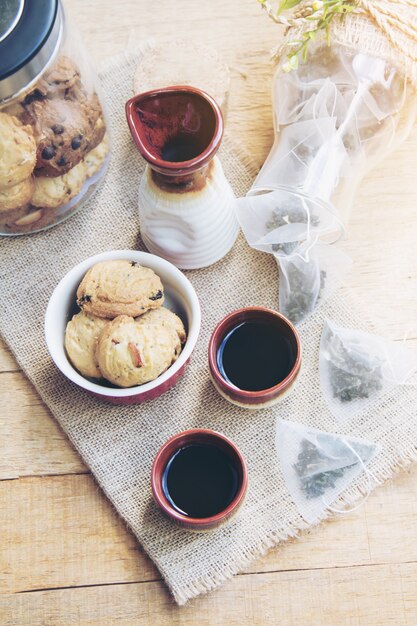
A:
0;0;61;103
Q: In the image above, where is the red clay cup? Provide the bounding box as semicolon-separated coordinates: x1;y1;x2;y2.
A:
151;429;248;531
208;306;302;409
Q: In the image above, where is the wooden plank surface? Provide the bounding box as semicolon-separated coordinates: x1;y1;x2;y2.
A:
2;467;417;596
2;563;417;626
1;0;417;623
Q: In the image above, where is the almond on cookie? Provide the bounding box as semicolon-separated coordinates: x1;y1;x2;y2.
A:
95;315;180;387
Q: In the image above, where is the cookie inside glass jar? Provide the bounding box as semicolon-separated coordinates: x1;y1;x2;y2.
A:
0;1;110;235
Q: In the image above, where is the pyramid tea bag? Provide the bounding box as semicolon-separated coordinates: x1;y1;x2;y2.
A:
276;419;380;524
320;320;417;422
276;241;352;325
235;187;340;257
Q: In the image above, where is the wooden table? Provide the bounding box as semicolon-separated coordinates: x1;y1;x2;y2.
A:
2;1;417;624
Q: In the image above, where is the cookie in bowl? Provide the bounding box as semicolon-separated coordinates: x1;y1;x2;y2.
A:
96;314;181;387
76;259;165;319
45;251;201;404
65;311;109;379
136;306;187;344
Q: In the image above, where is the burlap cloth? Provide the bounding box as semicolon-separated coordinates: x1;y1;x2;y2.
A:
1;50;416;605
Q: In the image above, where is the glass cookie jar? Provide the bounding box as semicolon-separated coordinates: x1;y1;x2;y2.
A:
0;0;110;235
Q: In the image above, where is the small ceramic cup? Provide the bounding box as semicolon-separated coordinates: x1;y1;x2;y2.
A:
151;429;248;530
208;306;302;409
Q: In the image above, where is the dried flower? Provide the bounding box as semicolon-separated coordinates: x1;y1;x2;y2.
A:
259;0;359;68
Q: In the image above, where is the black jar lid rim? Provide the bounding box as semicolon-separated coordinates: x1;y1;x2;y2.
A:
0;0;58;81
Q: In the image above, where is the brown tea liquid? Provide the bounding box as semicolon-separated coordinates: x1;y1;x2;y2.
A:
162;443;239;518
217;321;295;391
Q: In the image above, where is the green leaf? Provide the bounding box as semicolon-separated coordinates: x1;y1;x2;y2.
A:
277;0;303;15
289;53;299;69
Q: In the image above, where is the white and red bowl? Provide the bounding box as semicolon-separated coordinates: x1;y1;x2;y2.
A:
45;250;201;404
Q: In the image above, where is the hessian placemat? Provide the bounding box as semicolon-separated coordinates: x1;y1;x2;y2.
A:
1;50;416;605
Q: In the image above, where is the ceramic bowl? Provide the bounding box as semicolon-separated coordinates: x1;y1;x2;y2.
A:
45;250;201;404
208;306;302;409
151;429;248;530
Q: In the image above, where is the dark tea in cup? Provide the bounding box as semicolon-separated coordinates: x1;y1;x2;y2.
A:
217;320;296;392
151;429;248;530
162;442;239;518
209;307;302;408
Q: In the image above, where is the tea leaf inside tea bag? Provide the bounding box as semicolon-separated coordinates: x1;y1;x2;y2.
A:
276;419;380;523
235;186;341;256
293;433;375;500
320;320;417;422
266;201;320;256
276;241;352;325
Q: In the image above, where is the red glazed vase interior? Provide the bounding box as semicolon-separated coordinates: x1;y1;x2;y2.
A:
125;86;224;176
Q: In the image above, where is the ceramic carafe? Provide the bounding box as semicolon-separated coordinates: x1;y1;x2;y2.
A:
126;86;239;269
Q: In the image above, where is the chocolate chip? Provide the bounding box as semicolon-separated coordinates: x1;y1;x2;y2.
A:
149;290;163;301
41;146;56;160
57;156;67;166
23;89;44;105
77;294;92;306
71;135;83;150
51;124;65;135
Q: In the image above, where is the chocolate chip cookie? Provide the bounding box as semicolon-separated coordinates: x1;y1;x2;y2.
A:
0;177;34;211
0;113;36;188
24;95;105;177
0;205;56;234
95;315;180;387
136;307;186;345
65;311;109;379
76;260;164;319
10;56;82;109
32;160;87;209
36;56;82;100
83;134;110;178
